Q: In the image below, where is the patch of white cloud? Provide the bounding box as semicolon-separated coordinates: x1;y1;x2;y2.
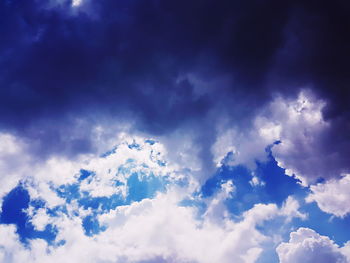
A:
279;196;307;222
211;126;271;170
211;89;345;185
27;207;53;231
0;131;308;263
203;180;235;223
0;188;304;263
306;174;350;217
0;133;31;210
77;136;176;198
249;173;265;187
0;225;26;262
96;188;277;263
159;128;208;184
276;227;349;263
265;91;329;185
0;131;181;209
341;242;350;262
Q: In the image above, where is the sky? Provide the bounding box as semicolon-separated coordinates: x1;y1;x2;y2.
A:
0;0;350;262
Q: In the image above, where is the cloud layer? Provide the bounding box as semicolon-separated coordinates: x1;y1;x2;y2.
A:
0;0;350;174
1;1;350;262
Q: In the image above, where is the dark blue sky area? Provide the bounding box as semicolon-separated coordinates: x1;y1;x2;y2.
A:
0;185;57;244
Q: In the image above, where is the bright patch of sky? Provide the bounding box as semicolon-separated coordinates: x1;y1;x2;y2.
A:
72;0;82;7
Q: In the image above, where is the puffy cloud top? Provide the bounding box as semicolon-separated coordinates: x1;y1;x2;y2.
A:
307;174;350;217
277;228;348;263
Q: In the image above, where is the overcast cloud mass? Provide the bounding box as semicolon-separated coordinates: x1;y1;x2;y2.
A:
0;0;350;262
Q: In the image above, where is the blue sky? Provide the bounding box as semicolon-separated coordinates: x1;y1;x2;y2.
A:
0;1;350;262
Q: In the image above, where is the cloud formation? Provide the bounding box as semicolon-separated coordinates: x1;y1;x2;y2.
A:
0;135;306;263
0;0;349;176
306;174;350;217
277;227;349;263
1;1;350;262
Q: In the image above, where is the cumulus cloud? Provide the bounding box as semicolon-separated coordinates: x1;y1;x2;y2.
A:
211;90;331;184
0;132;307;263
306;174;350;217
226;90;349;185
276;227;348;263
95;191;278;263
0;190;301;263
266;91;330;184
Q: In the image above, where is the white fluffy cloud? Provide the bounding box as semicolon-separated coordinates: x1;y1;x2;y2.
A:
0;131;307;263
211;90;330;185
306;174;350;217
0;188;303;263
276;227;349;263
95;189;278;263
212;90;350;185
265;91;330;185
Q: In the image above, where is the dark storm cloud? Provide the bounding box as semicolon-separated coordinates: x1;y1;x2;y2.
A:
269;0;350;180
0;0;288;125
271;0;350;116
0;0;349;167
